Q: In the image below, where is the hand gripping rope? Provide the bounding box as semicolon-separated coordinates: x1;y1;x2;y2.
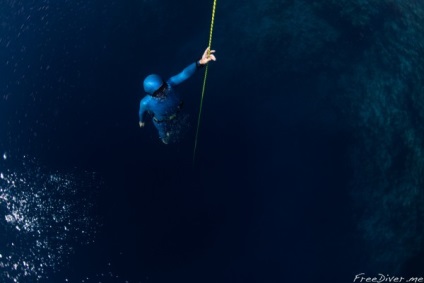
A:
193;0;217;164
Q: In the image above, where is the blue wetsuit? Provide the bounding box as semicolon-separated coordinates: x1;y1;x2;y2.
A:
139;62;201;140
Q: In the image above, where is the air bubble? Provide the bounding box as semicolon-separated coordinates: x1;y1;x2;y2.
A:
0;156;99;282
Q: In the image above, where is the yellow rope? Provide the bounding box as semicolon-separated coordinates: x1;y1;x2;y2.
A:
193;0;217;163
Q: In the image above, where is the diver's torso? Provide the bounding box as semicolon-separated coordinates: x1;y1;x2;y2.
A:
148;84;181;120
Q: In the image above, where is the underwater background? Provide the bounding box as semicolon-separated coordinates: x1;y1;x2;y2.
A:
1;0;424;282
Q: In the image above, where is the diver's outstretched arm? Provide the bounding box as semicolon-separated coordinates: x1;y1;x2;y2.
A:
168;62;197;86
168;47;217;87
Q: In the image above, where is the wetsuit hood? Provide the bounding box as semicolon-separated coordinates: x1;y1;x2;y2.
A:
143;74;163;94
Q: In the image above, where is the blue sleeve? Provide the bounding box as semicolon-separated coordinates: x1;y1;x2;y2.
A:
168;62;199;87
139;98;149;122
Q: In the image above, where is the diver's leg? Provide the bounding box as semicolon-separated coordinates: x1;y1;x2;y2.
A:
153;120;170;144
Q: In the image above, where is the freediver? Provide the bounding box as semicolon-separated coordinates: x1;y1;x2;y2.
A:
138;47;217;144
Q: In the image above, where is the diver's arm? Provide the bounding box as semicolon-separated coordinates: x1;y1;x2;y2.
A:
139;99;149;127
168;47;217;86
168;62;198;86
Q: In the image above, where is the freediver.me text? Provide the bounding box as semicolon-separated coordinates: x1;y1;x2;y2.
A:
353;273;424;283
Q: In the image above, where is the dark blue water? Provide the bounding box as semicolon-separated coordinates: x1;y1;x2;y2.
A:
1;0;424;282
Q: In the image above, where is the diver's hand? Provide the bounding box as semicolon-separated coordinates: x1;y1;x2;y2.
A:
199;47;216;65
139;121;145;128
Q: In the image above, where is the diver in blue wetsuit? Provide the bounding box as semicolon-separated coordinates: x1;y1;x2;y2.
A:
138;47;217;144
